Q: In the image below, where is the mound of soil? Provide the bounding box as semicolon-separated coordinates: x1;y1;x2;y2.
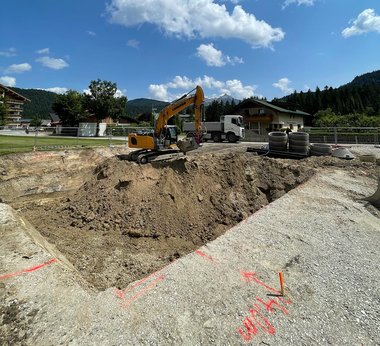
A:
21;153;316;290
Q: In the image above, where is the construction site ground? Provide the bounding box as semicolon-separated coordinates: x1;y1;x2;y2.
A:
0;142;379;345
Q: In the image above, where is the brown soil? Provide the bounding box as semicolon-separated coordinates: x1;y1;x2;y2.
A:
6;149;377;291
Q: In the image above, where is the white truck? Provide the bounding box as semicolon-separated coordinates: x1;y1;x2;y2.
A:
183;115;245;143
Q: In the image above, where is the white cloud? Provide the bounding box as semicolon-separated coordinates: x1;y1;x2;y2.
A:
35;56;69;70
115;89;127;98
0;76;16;87
149;75;257;101
6;63;32;74
87;31;96;36
39;87;68;94
127;39;140;48
83;88;127;98
282;0;315;9
36;48;50;54
149;84;170;101
273;78;293;94
107;0;285;48
226;56;244;65
342;9;380;38
220;0;242;3
197;44;224;66
220;79;256;99
0;48;17;57
196;43;243;67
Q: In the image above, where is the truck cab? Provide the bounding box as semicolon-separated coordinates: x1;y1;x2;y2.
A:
220;115;245;142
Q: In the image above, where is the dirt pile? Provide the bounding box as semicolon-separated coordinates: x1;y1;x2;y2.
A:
19;152;317;290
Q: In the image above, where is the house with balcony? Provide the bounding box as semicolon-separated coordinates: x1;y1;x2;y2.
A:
0;83;30;126
234;98;310;137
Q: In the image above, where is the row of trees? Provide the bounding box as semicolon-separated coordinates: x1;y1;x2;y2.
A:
205;99;238;121
277;83;380;123
53;80;127;133
313;108;380;127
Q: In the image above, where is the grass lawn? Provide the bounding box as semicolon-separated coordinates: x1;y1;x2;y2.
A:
0;135;126;155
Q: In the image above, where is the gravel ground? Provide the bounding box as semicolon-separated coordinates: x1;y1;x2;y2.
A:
0;144;380;345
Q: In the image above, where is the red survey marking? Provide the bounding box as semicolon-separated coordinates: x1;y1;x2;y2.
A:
115;271;165;309
241;271;292;305
194;249;215;263
237;272;292;342
0;258;58;280
33;151;53;161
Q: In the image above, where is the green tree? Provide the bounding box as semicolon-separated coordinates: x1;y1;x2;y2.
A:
0;96;8;126
205;100;224;121
52;90;86;126
30;115;42;127
84;79;127;135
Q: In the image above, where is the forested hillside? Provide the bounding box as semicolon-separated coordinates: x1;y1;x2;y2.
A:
10;88;169;119
126;98;169;116
11;87;57;119
349;70;380;87
275;70;380;117
10;70;380;126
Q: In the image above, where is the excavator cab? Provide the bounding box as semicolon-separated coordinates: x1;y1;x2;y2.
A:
163;125;178;146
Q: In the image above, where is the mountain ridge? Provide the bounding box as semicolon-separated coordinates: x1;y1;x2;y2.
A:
5;69;380;118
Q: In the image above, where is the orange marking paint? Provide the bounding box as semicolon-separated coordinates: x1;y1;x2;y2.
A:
194;249;214;263
279;272;285;296
122;275;165;309
0;258;58;280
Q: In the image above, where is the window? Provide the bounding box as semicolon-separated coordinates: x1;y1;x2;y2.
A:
232;118;237;125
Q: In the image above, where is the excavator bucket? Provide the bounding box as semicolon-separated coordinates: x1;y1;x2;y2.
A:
177;137;200;154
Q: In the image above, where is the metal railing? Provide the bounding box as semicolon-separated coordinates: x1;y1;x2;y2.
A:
244;127;380;144
304;127;380;145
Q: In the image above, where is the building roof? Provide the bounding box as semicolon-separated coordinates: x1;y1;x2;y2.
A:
50;113;60;122
0;83;31;102
238;98;310;116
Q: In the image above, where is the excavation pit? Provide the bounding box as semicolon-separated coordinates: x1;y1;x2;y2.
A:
5;148;379;291
11;152;319;291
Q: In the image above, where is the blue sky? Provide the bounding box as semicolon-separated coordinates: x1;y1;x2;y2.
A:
1;0;379;102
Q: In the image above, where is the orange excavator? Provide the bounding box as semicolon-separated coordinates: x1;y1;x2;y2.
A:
127;85;204;164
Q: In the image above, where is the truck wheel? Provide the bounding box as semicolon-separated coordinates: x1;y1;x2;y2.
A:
227;133;237;143
212;133;221;142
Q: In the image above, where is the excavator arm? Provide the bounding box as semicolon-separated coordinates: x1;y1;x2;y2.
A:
128;85;205;158
154;85;204;141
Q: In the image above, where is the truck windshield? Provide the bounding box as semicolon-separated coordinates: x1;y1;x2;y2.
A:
236;117;242;126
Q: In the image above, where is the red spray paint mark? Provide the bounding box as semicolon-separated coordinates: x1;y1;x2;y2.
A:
248;306;276;335
115;271;165;310
122;275;164;309
194;249;215;263
241;271;292;305
237;272;292;342
32;148;53;161
0;258;58;280
255;297;288;315
237;317;259;341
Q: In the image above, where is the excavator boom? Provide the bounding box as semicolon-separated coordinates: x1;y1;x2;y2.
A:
127;85;205;163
